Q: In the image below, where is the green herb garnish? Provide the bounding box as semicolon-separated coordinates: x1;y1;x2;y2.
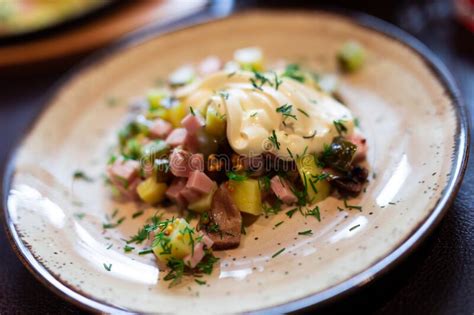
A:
272;248;286;258
276;104;297;120
297;108;309;117
298;229;313;236
73;170;93;182
103;263;112;271
226;171;248;181
349;224;361;231
268;130;280;150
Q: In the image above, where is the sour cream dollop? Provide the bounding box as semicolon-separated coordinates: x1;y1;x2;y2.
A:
176;71;354;159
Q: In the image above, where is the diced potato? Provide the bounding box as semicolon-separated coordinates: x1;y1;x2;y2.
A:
153;218;193;263
228;179;262;215
205;105;226;138
136;178;167;204
337;41;365;73
188;183;218;213
296;155;330;203
168;102;187;128
233;47;264;71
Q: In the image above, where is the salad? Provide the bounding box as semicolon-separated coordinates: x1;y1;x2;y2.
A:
106;45;368;287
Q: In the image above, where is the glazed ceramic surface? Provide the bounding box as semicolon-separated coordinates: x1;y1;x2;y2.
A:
3;11;468;314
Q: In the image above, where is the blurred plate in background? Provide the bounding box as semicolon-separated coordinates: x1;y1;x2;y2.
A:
0;0;208;67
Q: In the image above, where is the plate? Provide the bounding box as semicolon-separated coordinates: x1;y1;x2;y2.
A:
2;10;469;314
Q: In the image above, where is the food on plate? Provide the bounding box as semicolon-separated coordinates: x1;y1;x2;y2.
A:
105;47;368;287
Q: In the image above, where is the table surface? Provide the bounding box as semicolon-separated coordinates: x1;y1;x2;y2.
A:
0;1;473;314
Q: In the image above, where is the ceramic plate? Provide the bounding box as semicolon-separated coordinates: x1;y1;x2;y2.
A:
2;10;469;314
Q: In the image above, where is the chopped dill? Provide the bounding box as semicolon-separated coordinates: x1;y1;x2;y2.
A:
276;104;297;120
268;130;280;150
349;224;361;231
343;199;362;211
103;263;112;271
298;229;313;236
73;170;93;182
272;248;286;258
297;108;310;117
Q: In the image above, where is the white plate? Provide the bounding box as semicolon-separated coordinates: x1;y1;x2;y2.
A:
2;10;469;314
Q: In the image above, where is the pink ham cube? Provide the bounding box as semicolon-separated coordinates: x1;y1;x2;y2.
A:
149;119;173;139
179;187;203;204
189;153;204;172
181;113;205;134
108;159;140;183
165;128;188;147
165;178;187;206
169;149;192;177
270;176;298;205
183;233;215;268
186;170;215;194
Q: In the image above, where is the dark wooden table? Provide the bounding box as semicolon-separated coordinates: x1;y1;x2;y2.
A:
0;1;472;314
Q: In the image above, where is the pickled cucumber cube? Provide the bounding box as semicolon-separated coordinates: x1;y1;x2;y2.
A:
205;105;226;138
337;41;365;73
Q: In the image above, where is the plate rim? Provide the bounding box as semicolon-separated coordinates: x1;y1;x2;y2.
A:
1;8;470;314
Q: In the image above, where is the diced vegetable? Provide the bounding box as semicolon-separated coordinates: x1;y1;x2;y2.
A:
147;89;167;110
233;47;264;71
228;179;263;215
168;102;187;128
123;138;142;159
136;178;168;204
320;137;356;172
205;105;226;138
142;140;170;162
196;130;219;158
337;41;365;73
169;65;195;86
146;107;170;121
188;182;218;213
153;218;193;263
296;155;330;203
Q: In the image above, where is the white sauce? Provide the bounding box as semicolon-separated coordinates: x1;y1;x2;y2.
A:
177;71;354;159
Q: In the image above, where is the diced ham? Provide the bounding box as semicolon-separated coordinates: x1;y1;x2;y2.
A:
112;177;141;200
165;128;188;147
108;159;140;183
201;234;214;248
149;119;173;139
184;242;205;268
347;134;368;162
181;113;205;134
165;127;199;152
169;150;204;177
186;170;215;194
270;176;298;205
169;149;192;177
165;178;187;206
198;56;222;76
183;234;215;268
189;153;204;172
180;187;203;204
